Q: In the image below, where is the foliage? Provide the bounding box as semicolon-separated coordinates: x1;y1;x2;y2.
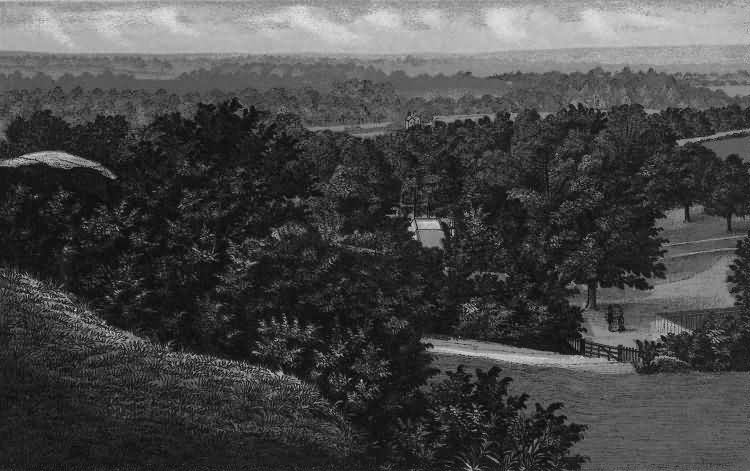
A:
704;154;750;232
632;339;662;374
729;234;750;311
642;143;721;220
384;366;587;471
658;315;750;371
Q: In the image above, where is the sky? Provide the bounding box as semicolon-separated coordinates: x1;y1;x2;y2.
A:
0;0;748;54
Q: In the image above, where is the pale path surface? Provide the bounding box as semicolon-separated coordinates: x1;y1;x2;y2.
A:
426;337;635;374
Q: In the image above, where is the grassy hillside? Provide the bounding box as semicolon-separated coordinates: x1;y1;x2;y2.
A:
433;353;750;471
0;268;359;469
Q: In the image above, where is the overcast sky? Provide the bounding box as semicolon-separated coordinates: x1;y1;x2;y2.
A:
0;1;747;54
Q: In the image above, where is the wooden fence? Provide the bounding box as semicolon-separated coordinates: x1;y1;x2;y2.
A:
567;337;640;363
651;307;740;335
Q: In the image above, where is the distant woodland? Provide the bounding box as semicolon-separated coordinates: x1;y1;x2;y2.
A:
2;64;747;111
3;80;750;137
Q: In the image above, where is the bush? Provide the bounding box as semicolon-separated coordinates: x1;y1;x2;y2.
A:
633;339;662;374
650;356;693;373
382;366;587;471
657;315;750;371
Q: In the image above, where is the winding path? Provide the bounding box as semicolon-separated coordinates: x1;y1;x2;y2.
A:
426;337;635;374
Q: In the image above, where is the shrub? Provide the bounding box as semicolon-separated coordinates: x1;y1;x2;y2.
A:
650;356;693;373
658;315;750;371
633;339;662;374
382;366;587;471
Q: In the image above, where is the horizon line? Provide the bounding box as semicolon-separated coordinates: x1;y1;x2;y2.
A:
0;43;747;58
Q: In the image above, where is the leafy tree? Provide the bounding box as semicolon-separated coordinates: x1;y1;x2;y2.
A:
705;154;750;232
4;110;73;156
729;235;750;311
643;143;720;221
572;106;667;308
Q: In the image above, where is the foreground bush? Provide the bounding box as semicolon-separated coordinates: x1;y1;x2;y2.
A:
383;366;587;471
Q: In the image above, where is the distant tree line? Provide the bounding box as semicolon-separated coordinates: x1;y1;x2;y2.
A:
2;65;748;117
4;79;750;135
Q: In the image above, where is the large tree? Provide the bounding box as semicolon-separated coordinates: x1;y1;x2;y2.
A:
705;154;750;232
644;143;721;222
509;105;667;310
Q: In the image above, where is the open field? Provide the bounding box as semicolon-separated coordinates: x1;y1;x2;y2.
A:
701;134;750;161
0;268;356;469
432;352;750;471
706;84;750;97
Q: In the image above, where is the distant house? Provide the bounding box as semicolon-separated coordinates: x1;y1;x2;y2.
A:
408;217;454;249
405;112;422;129
431;113;494;126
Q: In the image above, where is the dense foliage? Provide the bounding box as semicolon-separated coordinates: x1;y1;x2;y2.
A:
387;366;587;470
4;97;738;464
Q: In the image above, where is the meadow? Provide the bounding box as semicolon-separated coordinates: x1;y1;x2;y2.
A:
702;134;750;161
432;353;750;471
706;84;750;97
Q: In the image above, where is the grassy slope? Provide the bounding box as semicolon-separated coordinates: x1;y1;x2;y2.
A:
433;353;750;471
0;268;359;469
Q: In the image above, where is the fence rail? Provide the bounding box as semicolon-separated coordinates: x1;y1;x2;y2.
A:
651;308;740;335
567;337;641;363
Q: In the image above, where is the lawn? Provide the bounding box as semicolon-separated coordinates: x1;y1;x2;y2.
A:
432;353;750;471
701;134;750;161
706;84;750;97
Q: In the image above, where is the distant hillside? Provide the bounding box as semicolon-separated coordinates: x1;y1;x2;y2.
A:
0;268;359;469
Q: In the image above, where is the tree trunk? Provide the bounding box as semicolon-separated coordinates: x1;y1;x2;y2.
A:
727;213;733;232
586;281;598;310
684;204;691;223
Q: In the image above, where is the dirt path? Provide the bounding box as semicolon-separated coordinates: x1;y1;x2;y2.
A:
664;235;744;247
426;337;634;374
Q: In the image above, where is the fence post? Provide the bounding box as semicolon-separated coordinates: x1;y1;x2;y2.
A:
580;338;586;356
617;345;623;362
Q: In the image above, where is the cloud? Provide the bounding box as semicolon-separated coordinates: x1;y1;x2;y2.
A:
30;9;75;49
417;9;446;30
359;9;403;31
580;9;618;40
255;6;360;45
1;1;746;54
148;6;197;37
484;8;529;44
90;10;131;44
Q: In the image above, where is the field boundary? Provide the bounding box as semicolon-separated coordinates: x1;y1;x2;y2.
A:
651;307;740;335
567;337;640;363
